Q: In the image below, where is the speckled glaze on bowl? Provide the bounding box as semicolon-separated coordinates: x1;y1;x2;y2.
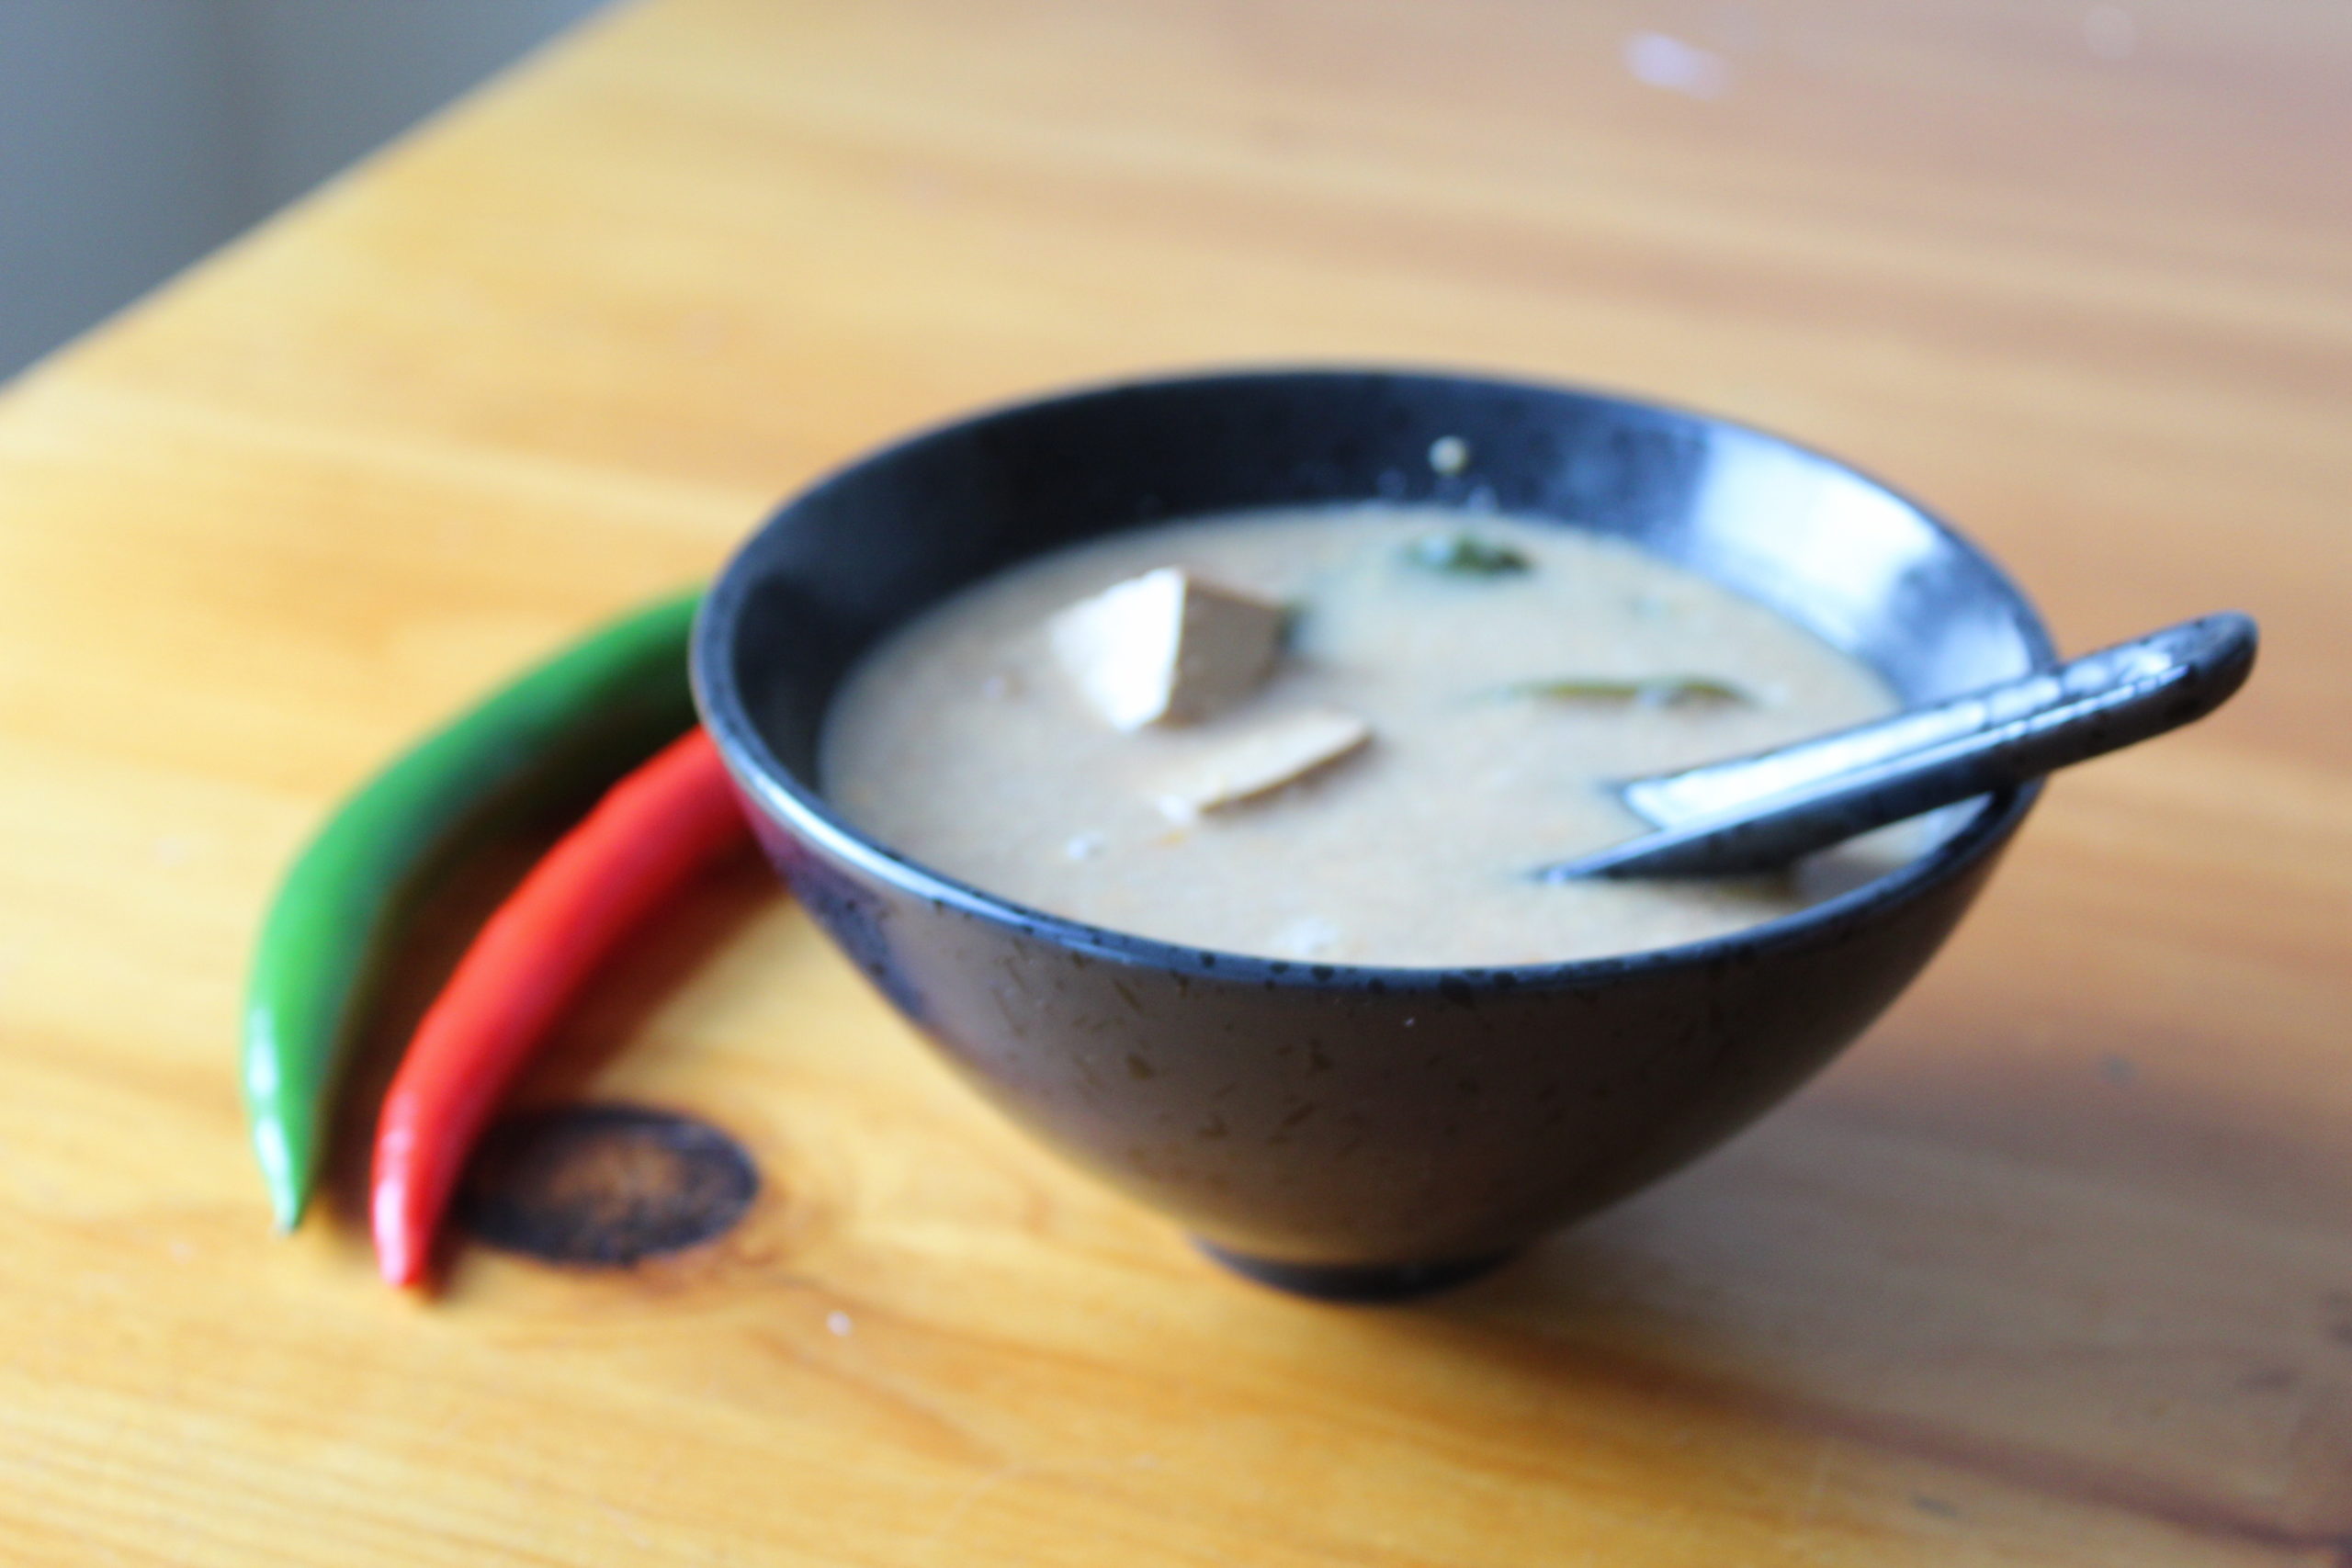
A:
692;369;2052;1300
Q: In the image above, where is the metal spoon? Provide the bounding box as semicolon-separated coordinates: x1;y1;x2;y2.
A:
1532;612;2257;881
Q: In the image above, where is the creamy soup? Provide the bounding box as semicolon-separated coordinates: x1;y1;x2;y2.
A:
822;506;1909;967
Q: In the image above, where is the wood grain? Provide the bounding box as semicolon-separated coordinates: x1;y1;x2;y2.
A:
1;0;2346;1562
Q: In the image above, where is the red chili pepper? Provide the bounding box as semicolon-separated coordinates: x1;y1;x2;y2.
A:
371;726;752;1286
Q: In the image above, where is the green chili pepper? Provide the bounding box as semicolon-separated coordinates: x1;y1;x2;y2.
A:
243;589;704;1230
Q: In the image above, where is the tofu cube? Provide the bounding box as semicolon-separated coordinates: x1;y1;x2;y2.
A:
1156;707;1373;820
1048;568;1285;730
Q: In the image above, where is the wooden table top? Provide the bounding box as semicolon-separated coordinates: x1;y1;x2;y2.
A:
3;0;2346;1561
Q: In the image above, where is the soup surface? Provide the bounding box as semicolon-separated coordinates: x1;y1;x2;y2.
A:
822;506;1908;966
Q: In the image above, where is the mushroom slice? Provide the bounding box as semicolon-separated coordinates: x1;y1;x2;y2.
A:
1049;568;1285;730
1155;707;1372;820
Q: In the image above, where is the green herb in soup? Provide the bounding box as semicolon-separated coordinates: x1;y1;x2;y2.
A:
1401;530;1532;577
1496;675;1753;708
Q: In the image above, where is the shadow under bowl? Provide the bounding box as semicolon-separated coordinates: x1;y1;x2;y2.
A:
691;368;2052;1299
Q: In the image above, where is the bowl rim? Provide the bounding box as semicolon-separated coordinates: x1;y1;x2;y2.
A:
694;364;2053;989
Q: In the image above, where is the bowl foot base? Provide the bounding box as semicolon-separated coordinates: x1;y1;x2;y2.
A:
1194;1241;1511;1303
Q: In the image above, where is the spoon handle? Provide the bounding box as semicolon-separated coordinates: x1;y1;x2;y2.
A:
1533;612;2257;881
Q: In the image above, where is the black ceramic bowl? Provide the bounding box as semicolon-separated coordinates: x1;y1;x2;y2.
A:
692;369;2051;1300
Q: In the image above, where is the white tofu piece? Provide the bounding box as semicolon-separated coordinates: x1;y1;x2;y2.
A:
1048;568;1285;730
1154;707;1372;820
